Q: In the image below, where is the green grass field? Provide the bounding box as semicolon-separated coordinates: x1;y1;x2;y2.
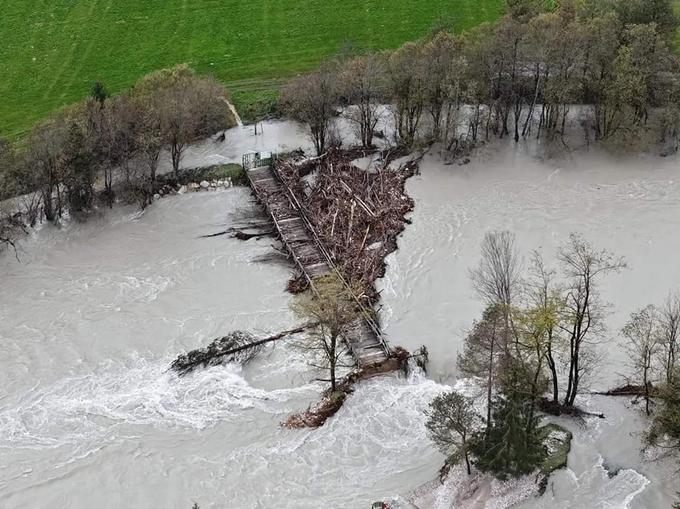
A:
1;0;504;137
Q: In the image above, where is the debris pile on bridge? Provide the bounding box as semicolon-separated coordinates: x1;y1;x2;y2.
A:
276;149;419;301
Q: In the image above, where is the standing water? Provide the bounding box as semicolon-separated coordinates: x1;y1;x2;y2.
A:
1;131;679;508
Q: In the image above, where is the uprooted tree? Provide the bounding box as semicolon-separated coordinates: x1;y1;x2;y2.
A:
171;326;308;376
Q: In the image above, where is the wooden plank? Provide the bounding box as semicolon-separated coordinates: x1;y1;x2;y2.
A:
246;162;390;367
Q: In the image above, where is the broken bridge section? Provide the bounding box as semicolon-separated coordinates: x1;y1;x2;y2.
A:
243;152;391;367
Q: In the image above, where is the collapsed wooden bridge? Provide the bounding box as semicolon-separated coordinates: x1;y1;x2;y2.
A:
243;151;391;367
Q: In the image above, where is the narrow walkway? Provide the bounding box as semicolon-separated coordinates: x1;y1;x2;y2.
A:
245;161;391;367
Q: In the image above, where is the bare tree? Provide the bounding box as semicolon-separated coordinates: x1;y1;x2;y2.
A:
386;42;426;146
281;67;339;156
134;98;163;207
290;274;359;392
622;304;661;415
425;391;479;475
340;53;385;149
0;139;26;252
659;292;680;384
25;119;68;221
523;251;564;408
558;234;626;407
470;230;521;312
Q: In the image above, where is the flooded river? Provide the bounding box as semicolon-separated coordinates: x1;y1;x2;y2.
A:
1;127;678;508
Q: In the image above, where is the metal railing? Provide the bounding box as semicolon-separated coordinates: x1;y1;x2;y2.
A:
268;158;391;358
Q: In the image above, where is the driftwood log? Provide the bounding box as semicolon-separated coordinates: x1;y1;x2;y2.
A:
276;148;420;302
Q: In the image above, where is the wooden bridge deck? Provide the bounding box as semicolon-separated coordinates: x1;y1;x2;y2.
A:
245;163;390;367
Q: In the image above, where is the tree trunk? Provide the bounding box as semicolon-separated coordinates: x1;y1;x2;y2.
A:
463;434;471;475
171;141;184;180
547;340;559;405
329;333;337;392
485;325;496;436
644;358;651;416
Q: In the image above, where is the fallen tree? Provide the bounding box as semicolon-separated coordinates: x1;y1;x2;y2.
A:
283;346;410;428
171;325;308;376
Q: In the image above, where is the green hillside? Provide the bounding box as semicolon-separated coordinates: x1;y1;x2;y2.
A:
1;0;504;137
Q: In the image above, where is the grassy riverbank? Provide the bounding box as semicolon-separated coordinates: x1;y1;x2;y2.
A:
1;0;504;137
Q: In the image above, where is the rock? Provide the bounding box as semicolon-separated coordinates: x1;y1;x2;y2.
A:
190;182;200;190
199;180;210;189
178;185;187;194
217;180;225;187
210;181;217;187
153;193;161;201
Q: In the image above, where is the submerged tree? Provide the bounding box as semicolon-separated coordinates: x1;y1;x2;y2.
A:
60;120;96;213
558;234;626;407
523;251;564;407
132;65;230;179
659;292;680;384
470;231;521;313
622;305;661;415
291;274;359;392
425;391;479;475
340;53;386;149
281;66;339;156
386;42;426;146
457;304;506;433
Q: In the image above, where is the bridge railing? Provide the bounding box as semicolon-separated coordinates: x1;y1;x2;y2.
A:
268;158;391;358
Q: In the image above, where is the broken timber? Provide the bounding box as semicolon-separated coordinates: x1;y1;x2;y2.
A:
244;153;391;367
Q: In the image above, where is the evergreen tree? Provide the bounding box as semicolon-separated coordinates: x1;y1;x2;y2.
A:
90;80;109;106
470;362;546;479
646;368;680;450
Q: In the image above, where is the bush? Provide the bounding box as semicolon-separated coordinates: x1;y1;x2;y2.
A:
203;163;247;185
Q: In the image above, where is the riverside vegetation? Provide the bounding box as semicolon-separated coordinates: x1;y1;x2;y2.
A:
3;0;680;506
424;230;679;500
0;65;237;252
282;0;680;157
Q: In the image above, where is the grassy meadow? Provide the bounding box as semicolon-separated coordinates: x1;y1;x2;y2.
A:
1;0;504;137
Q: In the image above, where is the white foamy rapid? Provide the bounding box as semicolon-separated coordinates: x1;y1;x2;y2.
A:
379;140;680;508
1;124;679;508
0;173;449;508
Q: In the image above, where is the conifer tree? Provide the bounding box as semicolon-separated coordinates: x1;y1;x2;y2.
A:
470;362;545;479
